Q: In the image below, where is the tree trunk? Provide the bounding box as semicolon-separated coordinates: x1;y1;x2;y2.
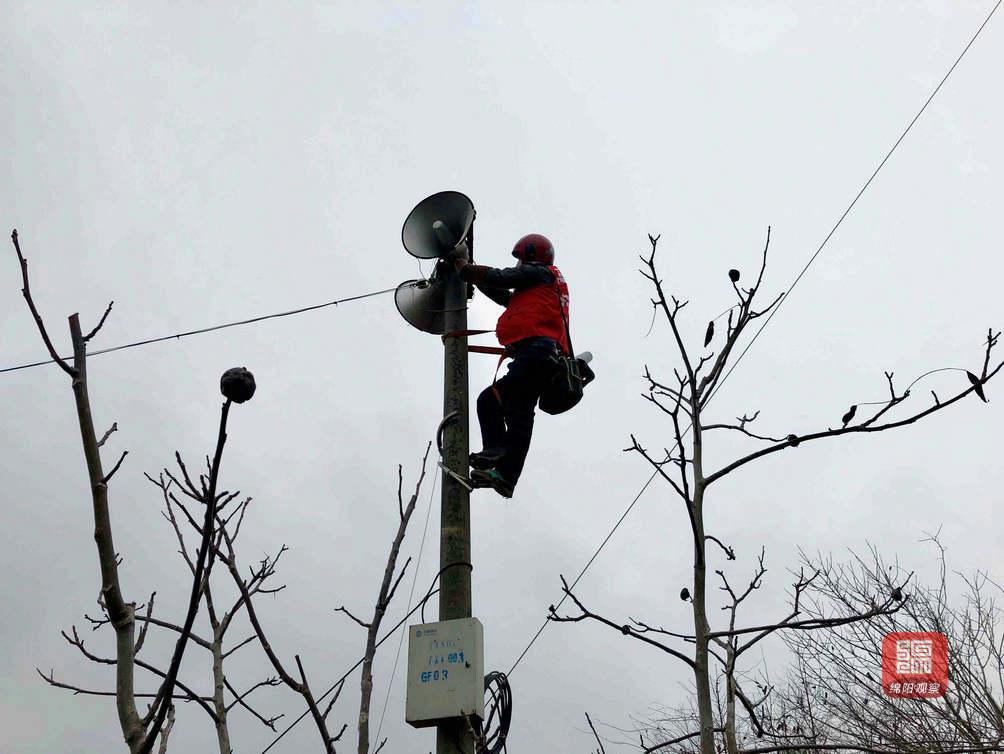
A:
69;314;145;752
211;625;232;754
691;495;715;754
724;664;738;754
358;629;376;754
357;456;424;754
691;413;716;754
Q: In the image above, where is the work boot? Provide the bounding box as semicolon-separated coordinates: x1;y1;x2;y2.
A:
468;472;493;489
470;448;505;470
469;468;514;499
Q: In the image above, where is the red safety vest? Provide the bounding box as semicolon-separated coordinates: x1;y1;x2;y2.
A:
496;265;570;355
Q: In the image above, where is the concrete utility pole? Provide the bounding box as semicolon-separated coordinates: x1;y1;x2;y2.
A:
437;229;474;754
398;191;479;752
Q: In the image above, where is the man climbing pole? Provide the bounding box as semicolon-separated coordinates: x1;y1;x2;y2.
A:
450;233;570;499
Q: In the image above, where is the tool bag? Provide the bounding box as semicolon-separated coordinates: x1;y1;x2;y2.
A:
538;289;595;415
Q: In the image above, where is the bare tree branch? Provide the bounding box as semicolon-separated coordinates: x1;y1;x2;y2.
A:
102;450;129;484
9;230;74;375
140;400;235;753
706;338;1001;486
37;667;210;703
586;712;607;753
156;704;175;754
549;575;696;670
59;625;218;722
335;606;371;630
357;444;430;754
97;422;119;449
84;300;114;341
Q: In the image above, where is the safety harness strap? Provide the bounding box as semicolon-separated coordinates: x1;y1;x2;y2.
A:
490;352;507;403
442;328;507;357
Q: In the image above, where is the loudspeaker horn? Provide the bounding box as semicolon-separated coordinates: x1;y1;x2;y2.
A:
401;190;475;259
395;278;452;334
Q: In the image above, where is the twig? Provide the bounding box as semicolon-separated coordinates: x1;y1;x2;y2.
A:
224;676;283;729
9;230;74;376
335;606;371;630
156;704;175;754
101;450;128;484
84;301;114;341
549;575;696;669
586;711;607;753
706;535;736;561
97;422;118;448
36;668;212;705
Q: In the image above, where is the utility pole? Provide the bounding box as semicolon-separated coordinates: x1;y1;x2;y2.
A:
397;191;479;753
437;227;474;754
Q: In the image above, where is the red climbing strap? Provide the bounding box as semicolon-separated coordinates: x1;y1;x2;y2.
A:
442;329;506;356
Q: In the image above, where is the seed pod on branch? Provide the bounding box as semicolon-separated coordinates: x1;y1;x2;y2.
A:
220;367;256;403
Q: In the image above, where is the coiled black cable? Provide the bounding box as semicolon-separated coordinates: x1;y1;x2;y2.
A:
478;671;512;754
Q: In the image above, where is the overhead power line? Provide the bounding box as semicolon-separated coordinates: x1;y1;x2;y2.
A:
505;0;1001;678
507;467;660;675
0;286;398;375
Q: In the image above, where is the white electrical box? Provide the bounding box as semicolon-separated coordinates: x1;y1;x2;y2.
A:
405;617;484;728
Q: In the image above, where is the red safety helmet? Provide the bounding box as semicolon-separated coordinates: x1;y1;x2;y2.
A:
511;233;554;265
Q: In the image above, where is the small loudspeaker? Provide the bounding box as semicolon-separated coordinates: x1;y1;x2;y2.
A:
401;191;475;259
395;278;450;334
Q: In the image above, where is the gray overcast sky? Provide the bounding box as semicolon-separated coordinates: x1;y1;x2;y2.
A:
2;2;1001;752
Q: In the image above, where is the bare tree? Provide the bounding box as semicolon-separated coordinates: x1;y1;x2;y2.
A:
334;444;431;754
51;464;286;752
44;443;432;753
217;444;432;754
13;229;432;753
145;469;285;749
626;540;1004;754
758;538;1004;753
11;229;239;753
548;232;1001;754
35;399;275;754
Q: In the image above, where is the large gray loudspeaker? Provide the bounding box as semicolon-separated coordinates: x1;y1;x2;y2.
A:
401;191;475;259
395;279;449;334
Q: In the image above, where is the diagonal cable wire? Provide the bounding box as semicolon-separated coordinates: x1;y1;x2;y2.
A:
506;0;1001;678
705;0;1001;407
507;466;660;675
0;286;399;374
